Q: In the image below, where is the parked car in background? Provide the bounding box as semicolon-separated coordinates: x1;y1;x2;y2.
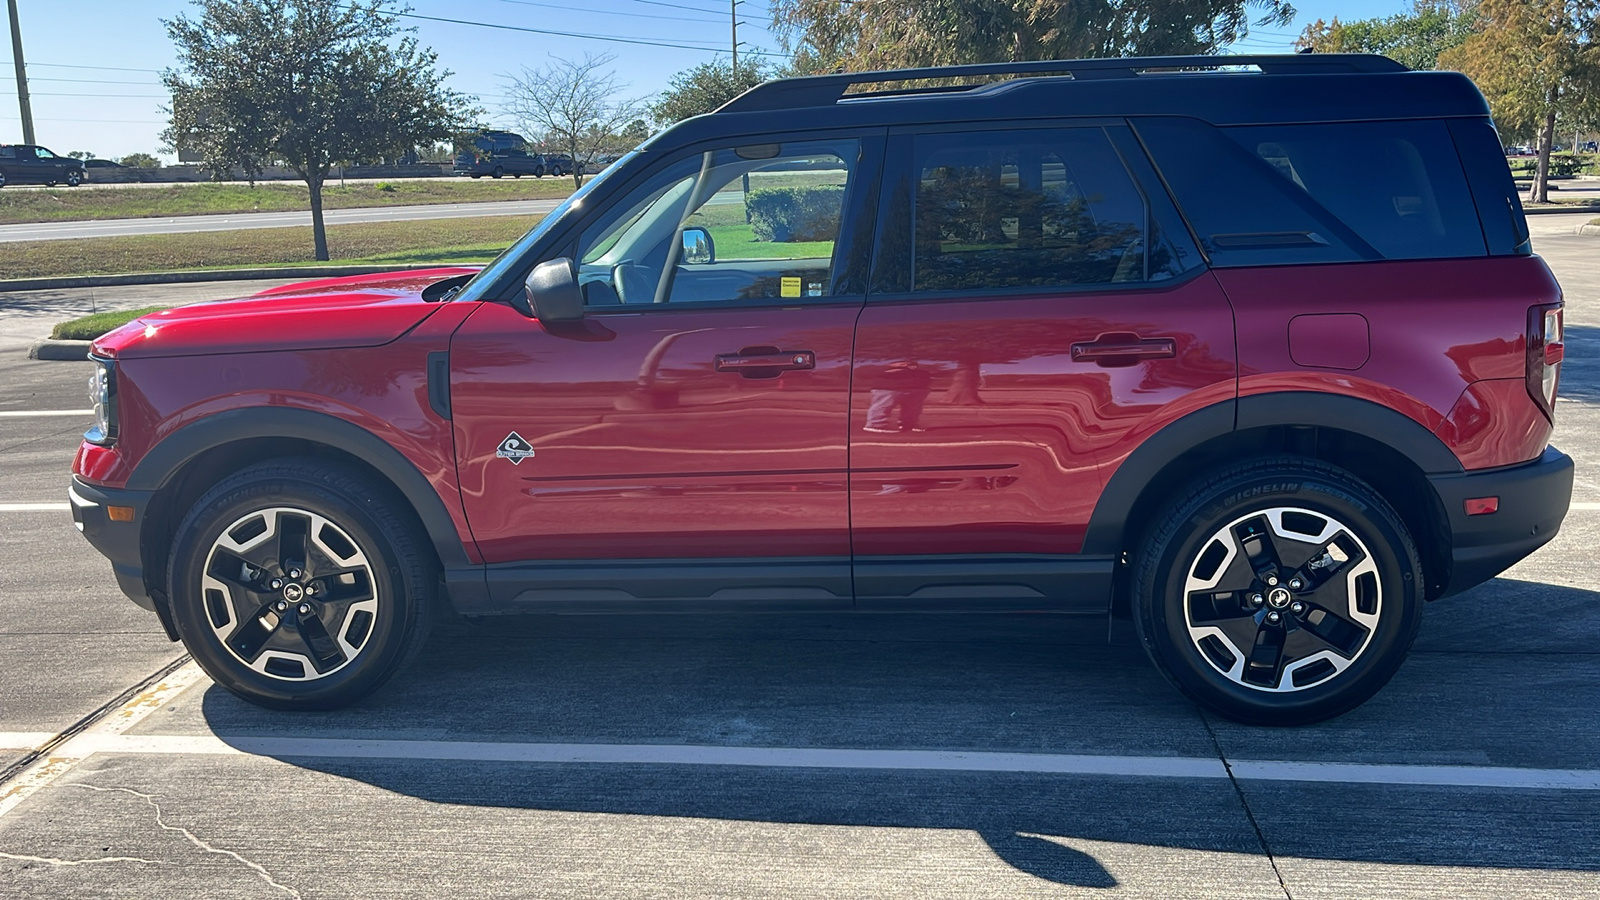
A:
0;144;87;187
453;147;550;179
84;158;127;170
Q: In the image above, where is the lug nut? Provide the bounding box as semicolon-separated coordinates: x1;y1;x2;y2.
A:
287;568;302;580
297;604;311;615
1249;593;1264;607
1291;601;1305;614
1289;578;1304;591
1267;611;1281;624
269;578;283;590
275;600;288;612
1266;575;1279;586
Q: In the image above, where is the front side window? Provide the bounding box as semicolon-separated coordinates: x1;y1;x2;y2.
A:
576;139;858;306
33;147;55;160
911;128;1165;293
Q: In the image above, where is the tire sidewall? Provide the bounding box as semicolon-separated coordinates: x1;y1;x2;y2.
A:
1138;464;1422;724
169;469;419;709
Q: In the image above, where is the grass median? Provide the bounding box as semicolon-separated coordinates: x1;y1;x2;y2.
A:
0;178;572;225
1;214;538;280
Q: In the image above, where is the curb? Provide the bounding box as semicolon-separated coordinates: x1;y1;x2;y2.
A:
0;263;462;293
1580;224;1600;236
1523;206;1600;216
28;339;93;361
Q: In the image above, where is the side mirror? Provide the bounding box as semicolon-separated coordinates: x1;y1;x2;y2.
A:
681;227;715;265
522;257;584;323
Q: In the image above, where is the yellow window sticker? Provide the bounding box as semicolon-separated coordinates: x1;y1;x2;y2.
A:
780;276;802;298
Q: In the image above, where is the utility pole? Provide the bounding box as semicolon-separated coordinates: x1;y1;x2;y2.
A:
7;0;35;144
731;0;744;72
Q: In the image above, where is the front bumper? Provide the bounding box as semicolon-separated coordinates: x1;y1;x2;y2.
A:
1428;446;1573;598
70;475;156;611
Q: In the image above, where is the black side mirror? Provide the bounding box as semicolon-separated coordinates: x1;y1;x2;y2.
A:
522;257;585;323
681;227;715;264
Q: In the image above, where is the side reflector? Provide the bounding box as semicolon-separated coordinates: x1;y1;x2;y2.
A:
1464;497;1499;517
107;505;135;522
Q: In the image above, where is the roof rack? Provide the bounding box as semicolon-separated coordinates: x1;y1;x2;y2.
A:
719;54;1408;114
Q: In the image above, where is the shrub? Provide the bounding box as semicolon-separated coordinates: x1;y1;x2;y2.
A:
746;186;844;242
376;181;397;192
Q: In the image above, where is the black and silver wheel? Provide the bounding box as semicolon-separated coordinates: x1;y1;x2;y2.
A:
65;170;82;187
1134;458;1422;725
168;460;433;710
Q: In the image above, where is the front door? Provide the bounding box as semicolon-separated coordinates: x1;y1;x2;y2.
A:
451;135;880;609
849;124;1235;609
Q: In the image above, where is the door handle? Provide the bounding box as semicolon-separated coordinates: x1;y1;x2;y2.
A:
714;348;816;376
1071;332;1177;367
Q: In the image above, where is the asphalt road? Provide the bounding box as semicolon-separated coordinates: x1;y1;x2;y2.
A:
0;198;565;244
0;237;1597;897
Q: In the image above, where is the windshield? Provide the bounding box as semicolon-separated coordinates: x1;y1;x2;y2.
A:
453;151;641;303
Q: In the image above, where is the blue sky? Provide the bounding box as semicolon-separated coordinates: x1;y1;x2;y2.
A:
3;0;1412;161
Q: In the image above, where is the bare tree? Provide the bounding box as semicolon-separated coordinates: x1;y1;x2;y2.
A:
503;53;648;188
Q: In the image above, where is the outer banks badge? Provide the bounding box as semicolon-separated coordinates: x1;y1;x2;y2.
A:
496;432;537;466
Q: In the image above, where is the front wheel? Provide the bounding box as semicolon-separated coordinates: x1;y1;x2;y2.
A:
167;460;434;710
1133;458;1423;725
65;170;82;187
491;166;504;179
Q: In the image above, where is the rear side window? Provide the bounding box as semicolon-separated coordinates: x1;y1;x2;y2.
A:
0;147;14;159
1228;121;1485;261
910;127;1180;292
1136;117;1487;266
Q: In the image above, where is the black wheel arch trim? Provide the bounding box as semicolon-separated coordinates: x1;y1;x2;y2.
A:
1083;392;1462;556
127;407;473;570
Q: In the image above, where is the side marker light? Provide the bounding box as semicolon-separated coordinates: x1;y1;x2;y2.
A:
1464;497;1499;517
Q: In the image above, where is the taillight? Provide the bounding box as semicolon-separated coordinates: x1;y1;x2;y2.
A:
1527;303;1563;419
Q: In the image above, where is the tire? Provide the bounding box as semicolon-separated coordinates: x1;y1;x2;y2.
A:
533;166;545;178
167;459;435;710
1132;457;1423;726
492;166;504;179
470;174;481;179
65;170;82;187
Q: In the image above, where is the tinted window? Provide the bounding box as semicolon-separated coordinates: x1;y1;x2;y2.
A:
1227;120;1485;260
33;147;54;160
911;128;1161;292
576;139;857;306
0;147;14;159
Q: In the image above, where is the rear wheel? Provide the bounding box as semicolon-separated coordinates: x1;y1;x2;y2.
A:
492;165;504;179
167;460;434;710
1133;457;1423;725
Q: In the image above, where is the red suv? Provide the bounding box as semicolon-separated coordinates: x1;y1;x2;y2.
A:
71;55;1572;724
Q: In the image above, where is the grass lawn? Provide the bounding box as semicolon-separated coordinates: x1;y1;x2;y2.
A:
0;215;539;280
689;201;835;260
51;306;171;341
0;178;573;226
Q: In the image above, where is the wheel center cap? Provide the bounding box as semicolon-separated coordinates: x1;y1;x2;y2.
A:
1266;587;1292;609
282;583;304;603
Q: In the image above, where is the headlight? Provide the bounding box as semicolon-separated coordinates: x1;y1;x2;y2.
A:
86;358;117;445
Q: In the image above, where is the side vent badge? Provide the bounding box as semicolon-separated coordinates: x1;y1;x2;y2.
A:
496;432;537;466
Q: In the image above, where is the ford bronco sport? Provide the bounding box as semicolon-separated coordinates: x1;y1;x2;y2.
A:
72;55;1573;724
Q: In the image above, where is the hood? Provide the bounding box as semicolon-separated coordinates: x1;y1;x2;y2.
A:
92;267;481;360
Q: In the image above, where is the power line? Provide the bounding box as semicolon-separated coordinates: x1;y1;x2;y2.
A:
393;10;791;57
483;0;725;24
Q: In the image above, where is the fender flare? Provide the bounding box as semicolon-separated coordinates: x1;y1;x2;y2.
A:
128;407;472;569
1082;392;1461;555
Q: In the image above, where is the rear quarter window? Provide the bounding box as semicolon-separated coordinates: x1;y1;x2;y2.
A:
1136;117;1487;266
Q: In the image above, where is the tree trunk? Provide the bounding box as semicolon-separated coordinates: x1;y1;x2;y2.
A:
308;174;329;262
1531;90;1558;205
570;139;584;190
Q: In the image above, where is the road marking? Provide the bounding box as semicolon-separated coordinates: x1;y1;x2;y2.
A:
0;410;92;417
0;733;55;751
1570;502;1600;510
0;503;70;512
0;659;202;820
17;733;1593;791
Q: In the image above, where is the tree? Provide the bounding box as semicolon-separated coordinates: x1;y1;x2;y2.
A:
163;0;476;261
1439;0;1600;203
504;53;648;188
769;0;1295;71
1295;0;1478;71
119;153;162;168
651;59;768;127
66;150;95;160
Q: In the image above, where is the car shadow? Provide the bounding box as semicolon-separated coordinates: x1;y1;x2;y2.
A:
197;583;1600;886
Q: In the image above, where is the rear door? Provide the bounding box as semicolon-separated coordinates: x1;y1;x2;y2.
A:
849;123;1235;609
450;133;882;609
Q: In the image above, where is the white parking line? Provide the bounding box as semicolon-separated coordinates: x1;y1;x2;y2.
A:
1570;502;1600;510
0;733;55;751
0;410;92;418
0;503;70;512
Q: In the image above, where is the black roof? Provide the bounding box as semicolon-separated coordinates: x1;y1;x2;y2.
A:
648;54;1489;150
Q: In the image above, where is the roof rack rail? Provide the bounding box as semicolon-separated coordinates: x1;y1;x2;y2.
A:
719;54;1408;114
